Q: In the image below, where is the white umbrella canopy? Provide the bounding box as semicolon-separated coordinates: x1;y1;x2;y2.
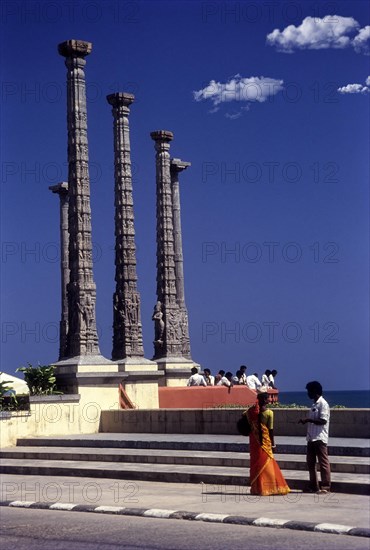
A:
0;372;29;395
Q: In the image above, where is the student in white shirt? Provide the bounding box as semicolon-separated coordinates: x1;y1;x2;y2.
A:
239;365;248;385
246;373;262;390
187;367;206;386
261;369;271;387
232;369;243;385
268;369;278;389
217;371;233;387
203;368;215;386
214;370;225;385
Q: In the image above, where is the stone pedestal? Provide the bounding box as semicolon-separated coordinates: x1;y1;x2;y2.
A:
54;355;162;410
155;357;194;387
117;357;162;408
53;355;121;412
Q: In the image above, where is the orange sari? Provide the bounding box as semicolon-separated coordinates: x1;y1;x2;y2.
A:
246;403;290;496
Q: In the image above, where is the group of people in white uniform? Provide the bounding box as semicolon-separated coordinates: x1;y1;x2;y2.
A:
186;365;278;390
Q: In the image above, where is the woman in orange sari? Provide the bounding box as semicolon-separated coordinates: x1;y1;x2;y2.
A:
246;390;290;496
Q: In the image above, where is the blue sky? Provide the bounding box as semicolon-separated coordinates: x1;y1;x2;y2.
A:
1;0;369;391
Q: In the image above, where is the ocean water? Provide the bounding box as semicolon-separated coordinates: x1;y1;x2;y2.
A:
277;390;370;408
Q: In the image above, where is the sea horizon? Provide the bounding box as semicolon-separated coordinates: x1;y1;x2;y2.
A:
278;389;370;408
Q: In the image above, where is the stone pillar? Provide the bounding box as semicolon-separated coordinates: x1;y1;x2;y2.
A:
49;182;69;360
170;159;191;359
151;131;183;359
107;92;144;360
58;40;100;357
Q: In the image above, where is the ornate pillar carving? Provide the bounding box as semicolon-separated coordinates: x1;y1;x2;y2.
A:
107;92;144;359
58;39;100;357
151;131;182;359
49;181;69;360
170;159;191;359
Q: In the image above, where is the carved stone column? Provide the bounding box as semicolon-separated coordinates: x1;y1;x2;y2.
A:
151;131;182;359
170;159;191;359
58;39;100;357
107;92;144;360
49;181;69;360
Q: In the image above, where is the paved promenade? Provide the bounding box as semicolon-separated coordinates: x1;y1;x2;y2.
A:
1;433;369;538
1;473;369;537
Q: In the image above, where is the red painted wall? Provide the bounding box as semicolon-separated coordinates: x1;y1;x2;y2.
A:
158;385;278;409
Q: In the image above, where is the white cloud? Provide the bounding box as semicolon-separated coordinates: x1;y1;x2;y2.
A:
209;106;220;114
337;84;368;93
193;75;284;108
225;105;251;119
266;15;369;54
353;25;370;55
225;111;243;120
337;76;370;94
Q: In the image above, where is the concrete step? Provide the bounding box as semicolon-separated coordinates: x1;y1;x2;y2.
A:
14;434;370;457
1;447;369;474
0;457;368;495
3;434;368;495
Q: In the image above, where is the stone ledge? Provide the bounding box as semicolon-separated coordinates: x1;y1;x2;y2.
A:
117;358;158;372
55;372;127;389
155;357;195;369
124;372;165;381
53;354;115;367
29;394;81;404
100;408;370;438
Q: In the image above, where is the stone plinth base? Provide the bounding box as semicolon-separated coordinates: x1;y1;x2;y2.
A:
117;357;158;372
54;354;118;374
154;357;198;387
53;355;162;410
53;355;121;411
117;357;162;408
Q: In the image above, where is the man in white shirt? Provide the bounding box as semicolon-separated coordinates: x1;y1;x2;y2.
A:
268;369;277;389
246;373;262;390
203;368;215;386
299;380;331;493
216;371;233;387
239;365;248;385
261;369;271;387
187;367;206;386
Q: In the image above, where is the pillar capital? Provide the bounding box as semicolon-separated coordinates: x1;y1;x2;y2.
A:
58;40;92;58
107;92;135;109
150;130;174;143
49;181;69;196
170;158;191;175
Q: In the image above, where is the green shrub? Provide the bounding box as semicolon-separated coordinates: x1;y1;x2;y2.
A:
16;363;62;396
0;374;18;410
268;402;308;409
0;376;14;397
